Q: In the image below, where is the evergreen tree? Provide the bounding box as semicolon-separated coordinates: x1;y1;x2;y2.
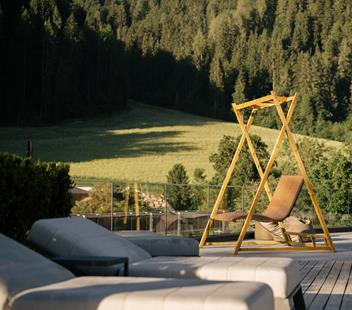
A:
166;163;194;210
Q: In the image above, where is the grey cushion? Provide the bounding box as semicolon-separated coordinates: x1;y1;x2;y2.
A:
1;233;274;310
28;218;301;300
0;234;74;310
115;231;199;256
28;218;152;262
11;276;274;310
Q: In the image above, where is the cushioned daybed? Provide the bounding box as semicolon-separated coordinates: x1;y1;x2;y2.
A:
0;233;274;310
27;217;305;310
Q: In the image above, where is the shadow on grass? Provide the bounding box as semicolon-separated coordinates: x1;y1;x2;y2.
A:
9;130;199;162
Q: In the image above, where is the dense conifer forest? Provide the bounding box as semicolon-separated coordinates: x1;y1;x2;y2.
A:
1;0;351;141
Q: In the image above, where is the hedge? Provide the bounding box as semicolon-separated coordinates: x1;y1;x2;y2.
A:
0;152;73;240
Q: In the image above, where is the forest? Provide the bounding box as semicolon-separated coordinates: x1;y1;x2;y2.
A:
1;0;351;141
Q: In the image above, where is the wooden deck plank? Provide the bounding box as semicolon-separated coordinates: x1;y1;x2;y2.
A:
324;261;351;310
340;261;352;310
304;260;335;308
299;260;311;271
309;260;343;310
300;260;319;279
301;260;326;293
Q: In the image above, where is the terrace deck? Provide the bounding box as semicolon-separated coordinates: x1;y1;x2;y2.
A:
299;260;352;310
201;232;352;310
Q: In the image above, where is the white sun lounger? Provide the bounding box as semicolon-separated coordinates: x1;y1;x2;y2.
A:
0;233;274;310
27;217;305;309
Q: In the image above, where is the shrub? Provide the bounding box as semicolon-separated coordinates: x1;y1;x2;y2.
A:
310;151;352;215
71;182;113;214
0;152;73;241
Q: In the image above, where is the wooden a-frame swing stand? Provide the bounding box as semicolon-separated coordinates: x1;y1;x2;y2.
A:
200;91;335;254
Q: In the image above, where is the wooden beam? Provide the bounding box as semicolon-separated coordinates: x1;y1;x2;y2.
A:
233;93;299;254
273;92;335;252
233;95;288;110
199;110;257;247
233;108;273;200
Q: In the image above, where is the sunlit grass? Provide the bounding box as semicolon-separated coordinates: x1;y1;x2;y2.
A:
0;101;343;183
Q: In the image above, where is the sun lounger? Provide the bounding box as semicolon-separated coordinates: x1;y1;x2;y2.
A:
115;231;199;256
28;217;306;309
0;233;274;310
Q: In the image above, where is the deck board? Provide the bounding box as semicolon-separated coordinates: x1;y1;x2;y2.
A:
309;261;343;310
325;261;351;310
298;260;352;310
340;262;352;310
304;261;335;308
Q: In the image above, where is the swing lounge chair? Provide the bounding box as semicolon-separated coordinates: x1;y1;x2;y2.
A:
213;175;303;223
0;233;274;310
27;217;305;310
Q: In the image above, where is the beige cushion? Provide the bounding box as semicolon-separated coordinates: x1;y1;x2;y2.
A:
10;276;274;310
0;234;74;310
129;256;300;299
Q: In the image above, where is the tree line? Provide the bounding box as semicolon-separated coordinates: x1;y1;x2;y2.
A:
1;0;351;142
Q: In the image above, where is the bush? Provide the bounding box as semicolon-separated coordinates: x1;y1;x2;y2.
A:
0;152;73;241
71;182;113;215
310;151;352;215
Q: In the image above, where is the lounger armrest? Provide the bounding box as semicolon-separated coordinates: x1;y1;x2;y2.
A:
52;256;129;276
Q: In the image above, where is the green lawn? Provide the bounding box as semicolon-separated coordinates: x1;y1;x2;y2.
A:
0;102;343;183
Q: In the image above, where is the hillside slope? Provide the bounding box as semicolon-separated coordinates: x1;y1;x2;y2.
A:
0;102;343;182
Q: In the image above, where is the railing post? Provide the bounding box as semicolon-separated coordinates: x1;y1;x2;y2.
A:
207;185;210;210
110;181;113;231
222;210;225;233
177;212;181;236
164;183;168;236
149;212;153;232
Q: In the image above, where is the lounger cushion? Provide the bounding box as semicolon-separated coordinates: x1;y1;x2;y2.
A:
27;218;152;264
0;234;74;310
115;231;199;256
28;218;300;299
10;276;274;310
129;256;300;299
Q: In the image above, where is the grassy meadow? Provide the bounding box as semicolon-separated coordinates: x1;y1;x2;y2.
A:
0;102;343;183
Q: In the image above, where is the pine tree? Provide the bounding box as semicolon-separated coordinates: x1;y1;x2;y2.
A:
166;164;194;211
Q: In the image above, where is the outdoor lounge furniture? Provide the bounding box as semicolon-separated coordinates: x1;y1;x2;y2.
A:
0;233;274;310
215;175;305;242
213;175;304;224
200;93;335;254
115;231;199;256
27;217;306;309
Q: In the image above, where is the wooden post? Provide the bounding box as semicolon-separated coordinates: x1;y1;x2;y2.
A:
233;108;273;200
123;186;130;225
27;140;32;158
272;92;335;252
199;109;256;246
134;183;140;231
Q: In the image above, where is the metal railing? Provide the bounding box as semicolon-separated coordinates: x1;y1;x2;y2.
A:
71;178;352;237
